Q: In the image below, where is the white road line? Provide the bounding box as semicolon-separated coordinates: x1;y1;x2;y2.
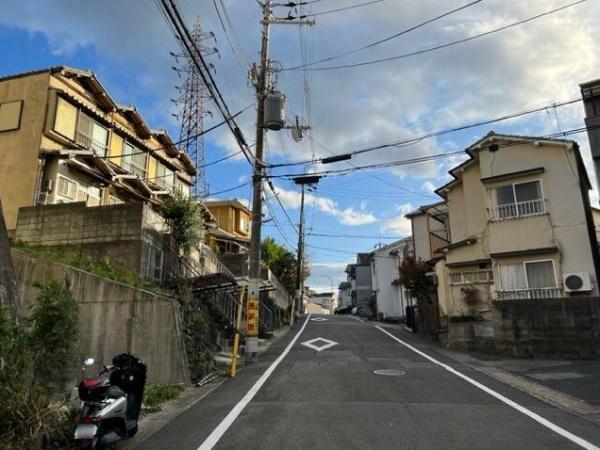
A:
197;314;312;450
375;326;600;450
350;316;365;323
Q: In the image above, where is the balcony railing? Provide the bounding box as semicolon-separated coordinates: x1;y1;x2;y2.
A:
449;270;493;285
491;199;546;221
198;243;236;278
430;229;450;255
496;287;562;300
75;130;108;157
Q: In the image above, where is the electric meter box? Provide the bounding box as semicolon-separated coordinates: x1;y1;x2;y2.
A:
264;91;285;131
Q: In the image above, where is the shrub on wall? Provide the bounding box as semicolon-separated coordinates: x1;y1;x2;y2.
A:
0;281;79;449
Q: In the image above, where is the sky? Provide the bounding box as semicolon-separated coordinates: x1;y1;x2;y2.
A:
1;0;599;292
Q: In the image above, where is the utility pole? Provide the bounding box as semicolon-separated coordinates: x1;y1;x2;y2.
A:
0;198;19;319
293;175;320;316
248;1;314;347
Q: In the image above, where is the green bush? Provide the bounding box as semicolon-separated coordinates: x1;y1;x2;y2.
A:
143;384;185;410
0;281;79;449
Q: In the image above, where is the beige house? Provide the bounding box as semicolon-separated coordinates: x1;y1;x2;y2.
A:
0;66;196;235
408;132;600;319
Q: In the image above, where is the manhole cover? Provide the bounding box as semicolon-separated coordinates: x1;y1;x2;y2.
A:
374;369;405;376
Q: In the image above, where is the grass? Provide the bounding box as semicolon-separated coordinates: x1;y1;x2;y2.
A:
11;241;173;297
143;384;186;411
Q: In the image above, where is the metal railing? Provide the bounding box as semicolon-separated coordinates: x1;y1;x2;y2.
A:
259;302;274;333
75;130;108;156
449;270;493;285
496;287;562;300
197;244;236;278
491;199;546;221
210;290;239;328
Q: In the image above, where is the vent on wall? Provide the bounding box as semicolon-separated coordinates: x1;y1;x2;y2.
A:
563;273;592;293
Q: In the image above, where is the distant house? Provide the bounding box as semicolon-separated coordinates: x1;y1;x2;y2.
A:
337;281;353;311
305;292;335;315
370;237;414;321
581;78;600;193
204;199;251;255
408;132;600;328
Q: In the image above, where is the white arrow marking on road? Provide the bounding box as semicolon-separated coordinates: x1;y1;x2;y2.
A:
310;317;328;322
301;337;338;352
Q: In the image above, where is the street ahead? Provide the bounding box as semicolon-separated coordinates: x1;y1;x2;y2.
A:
134;315;600;450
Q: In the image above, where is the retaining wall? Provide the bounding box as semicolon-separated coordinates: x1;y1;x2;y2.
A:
12;249;190;385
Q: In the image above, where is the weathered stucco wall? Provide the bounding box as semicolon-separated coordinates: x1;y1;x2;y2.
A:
12;249;190;385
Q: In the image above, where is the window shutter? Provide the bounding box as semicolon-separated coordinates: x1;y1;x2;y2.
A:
54;98;77;140
0;100;23;132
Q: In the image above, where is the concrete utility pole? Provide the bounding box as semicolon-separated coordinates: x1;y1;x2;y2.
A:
0;198;19;319
248;1;314;345
293;175;320;315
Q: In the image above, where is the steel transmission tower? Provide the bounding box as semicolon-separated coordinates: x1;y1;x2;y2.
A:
172;18;218;197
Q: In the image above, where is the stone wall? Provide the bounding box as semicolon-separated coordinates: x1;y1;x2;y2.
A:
446;297;600;359
12;249;190;384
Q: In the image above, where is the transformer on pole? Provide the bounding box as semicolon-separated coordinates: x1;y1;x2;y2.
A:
171;18;218;197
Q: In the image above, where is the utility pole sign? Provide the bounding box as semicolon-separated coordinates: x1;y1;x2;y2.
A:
245;279;260;355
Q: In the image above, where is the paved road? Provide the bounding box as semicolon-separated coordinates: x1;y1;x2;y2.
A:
134;315;600;450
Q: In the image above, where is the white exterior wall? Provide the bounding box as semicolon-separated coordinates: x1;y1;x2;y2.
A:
371;254;404;319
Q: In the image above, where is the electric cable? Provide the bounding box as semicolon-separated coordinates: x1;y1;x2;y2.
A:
286;0;586;71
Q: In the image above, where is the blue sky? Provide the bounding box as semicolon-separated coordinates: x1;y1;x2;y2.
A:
1;0;599;291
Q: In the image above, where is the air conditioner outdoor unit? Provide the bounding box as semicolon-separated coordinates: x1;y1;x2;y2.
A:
563;272;593;293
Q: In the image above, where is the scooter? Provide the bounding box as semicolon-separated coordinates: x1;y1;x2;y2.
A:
74;353;147;450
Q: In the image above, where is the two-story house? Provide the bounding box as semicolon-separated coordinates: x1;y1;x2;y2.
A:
409;132;600;321
0;66;196;235
204;199;251;255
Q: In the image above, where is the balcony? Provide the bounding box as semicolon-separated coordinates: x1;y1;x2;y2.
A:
449;270;493;285
496;287;562;300
430;230;450;256
490;199;546;221
75;130;108;157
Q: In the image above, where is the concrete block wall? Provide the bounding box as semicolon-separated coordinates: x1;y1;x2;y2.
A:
12;249;190;385
446;297;600;359
16;202;146;245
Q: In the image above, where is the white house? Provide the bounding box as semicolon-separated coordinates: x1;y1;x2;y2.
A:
370;238;414;321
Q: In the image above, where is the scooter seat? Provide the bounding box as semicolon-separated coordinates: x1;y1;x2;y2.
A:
106;385;126;399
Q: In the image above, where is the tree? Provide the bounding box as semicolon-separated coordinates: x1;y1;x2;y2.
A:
162;191;204;256
261;237;309;294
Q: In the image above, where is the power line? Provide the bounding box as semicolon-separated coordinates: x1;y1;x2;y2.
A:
266;181;300;234
268;97;582;168
156;0;256;168
307;0;384;17
265;123;600;180
287;0;586;71
286;0;482;70
308;232;403;239
212;0;251;69
207;180;251;196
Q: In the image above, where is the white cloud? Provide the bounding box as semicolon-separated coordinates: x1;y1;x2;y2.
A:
272;186;377;226
380;203;414;236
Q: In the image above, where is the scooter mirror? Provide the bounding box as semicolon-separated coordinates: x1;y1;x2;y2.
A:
84;357;95;367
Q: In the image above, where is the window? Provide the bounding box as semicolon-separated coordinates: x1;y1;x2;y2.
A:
76;190;89;203
0;100;23;132
492;180;544;220
146;246;164;281
54;98;77;139
76;113;108;156
497;260;557;291
155;162;174;191
122;142;147;178
87;186;102;206
239;217;250;233
57;176;77;200
175;178;190;197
